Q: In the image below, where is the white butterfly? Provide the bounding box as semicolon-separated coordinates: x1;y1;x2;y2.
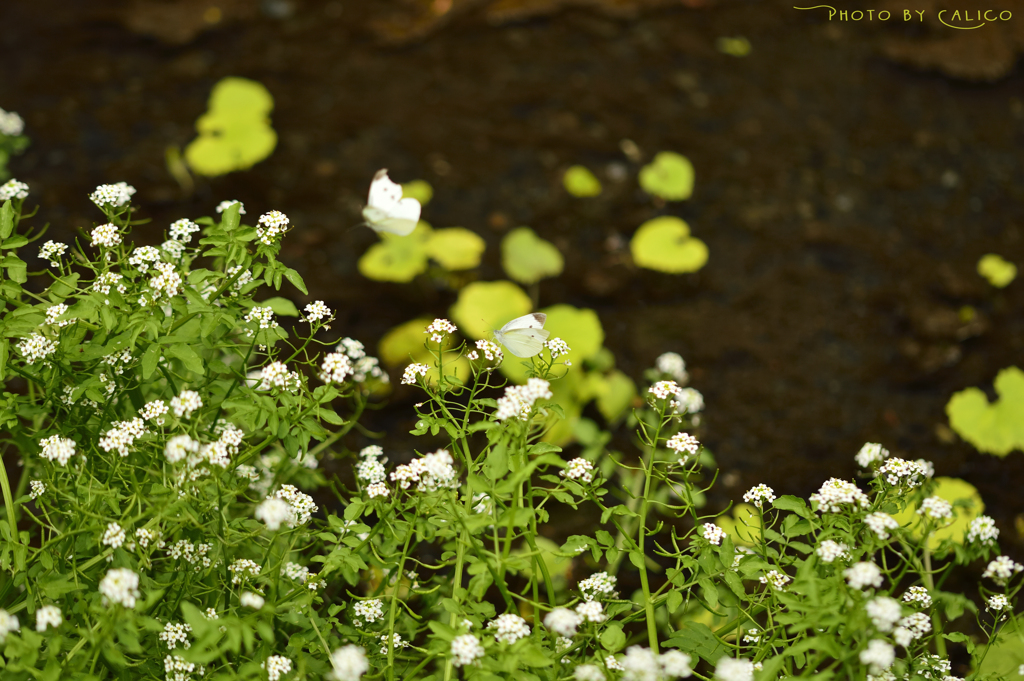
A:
362;169;421;236
493;313;550;358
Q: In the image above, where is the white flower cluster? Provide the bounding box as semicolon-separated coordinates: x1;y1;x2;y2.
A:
703;523;726;546
39;240;68;267
864;512;900;540
226;264;253;293
257;210;290;245
45;303;74;328
244;306;279;337
579;572;617;601
877;457;926;489
656;352;688;382
715;657;755;681
264;656;292;681
255;497;293;531
165;434;199;464
576;600;606;623
859;640;895;674
648;381;704;414
169;218;200;243
168;540;214;570
159;621;192;650
241;591;265;609
329;645;369;681
356;456;386;485
809;478;870;513
865;596;902;632
546;337;571;360
274;484;319;525
855;442;889;468
487;613;531;644
99;567;140;608
982;555;1023;585
261;361;301;392
902;586;931;608
216;199;245;214
170;390;203;418
467;339;504;363
0;179;28;201
967;515;999;545
0;609;19;642
561;457;594;484
390;449;457;492
379;632;410;654
917;496;952;520
743;484;775;508
162;240;186;260
816;540;850;563
575;665;607;681
544;607;582;637
620;645;694;680
401;363;430;385
135;527;159;549
39;434;76;465
284;562;310;583
844;561;884;590
101;522;126;549
92;272;126;295
667;432;700;459
165;654;204;681
353;599;384;624
425;318;457;342
987;594;1009;613
140;399;168;424
90;182;135;208
29;480;45;499
336;338;388;384
17;333;57;364
0;108;24;136
759;569;791;590
99;418;148;457
893;612;931;646
450;633;485;667
35;605;61;632
90;223;122;248
494;378;552;421
229;558;262;585
304;300;332;322
149;262;182;300
127;245;161;272
319;352;354;384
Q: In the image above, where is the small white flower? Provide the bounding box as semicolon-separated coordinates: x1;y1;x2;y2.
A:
29;480;45;499
918;496;953;520
561;457;595;484
816;540;850;563
760;569;791;590
902;586;932;608
865;512;900;541
865;596;902;632
240;591;265;609
844;561;884;590
859;640;895;674
982;556;1023;585
667;432;701;459
304;300;332;322
255;497;293;531
99;567;140;608
257;210;290;245
579;572;617;601
319;352;353;384
0;179;29;201
986;594;1009;612
742;483;775;508
450;634;485;667
353;599;384;624
703;523;726;546
216;199;245;215
401;363;430;385
575;600;606;623
329;645;369;681
159;621;192;650
170;390;203;418
90;182;135;208
18;333;58;364
263;655;293;681
575;664;606;681
546;337;571;359
0;108;25;136
544;607;583;636
715;657;754;681
425;318;457;343
34;605;61;632
39;435;76;465
967;515;999;545
810;478;870;513
101;522;126;549
0;609;20;642
169;218;200;243
855;442;889;468
38;240;68;267
656;352;688;382
487;613;530;644
90;223;122;248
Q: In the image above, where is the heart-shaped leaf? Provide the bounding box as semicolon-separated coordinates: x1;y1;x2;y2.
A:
449;280;532;340
947;366;1024;456
501;227;564;285
639;151;694;201
630;216;708;274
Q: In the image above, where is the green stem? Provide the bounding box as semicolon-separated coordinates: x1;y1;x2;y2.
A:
0;451;20;542
921;534;947;657
637;438;660;653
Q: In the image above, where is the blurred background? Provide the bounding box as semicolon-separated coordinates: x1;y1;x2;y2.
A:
2;0;1024;551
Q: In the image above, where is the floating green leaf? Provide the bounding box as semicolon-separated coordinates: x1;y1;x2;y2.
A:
185;77;277;177
357;222;432;283
630;216;708;274
716;36;752;57
977;253;1017;288
379;316;470;384
501;227;564;285
450;281;532;341
590;370;637;422
424;228;485;271
892;477;983;544
947;366;1024;456
501;303;605;383
639;151;695;201
563;165;602;197
401;180;433;206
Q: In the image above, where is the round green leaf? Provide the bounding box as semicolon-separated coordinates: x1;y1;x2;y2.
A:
501;227;564;285
630;216;708;274
947;366;1024;456
185;78;277;177
357;222;432;283
639;151;695;201
425;227;485;271
591;369;637;422
563;165;602;197
893;477;984;544
977;253;1017;288
540;304;604;364
449;280;532;341
401;180;434;206
207;77;274;116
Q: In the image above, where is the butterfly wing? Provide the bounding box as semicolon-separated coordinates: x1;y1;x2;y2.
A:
494;313;550;357
364;169;422;236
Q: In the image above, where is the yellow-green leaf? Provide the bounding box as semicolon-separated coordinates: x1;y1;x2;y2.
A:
716;36;752;57
501;227;564;285
947;366;1024;456
715;504;762;546
630;216;708;274
591;370;637;422
401;180;434;206
259;297;299;317
379;317;436;367
357;223;432;283
450;280;532;341
563;165;602;197
639;151;695;201
425;227;485;271
184;77;277;177
977;253;1017;288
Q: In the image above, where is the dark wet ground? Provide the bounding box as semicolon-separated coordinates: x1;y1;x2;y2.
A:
3;0;1024;553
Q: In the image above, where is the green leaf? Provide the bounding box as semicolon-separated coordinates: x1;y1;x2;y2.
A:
630;216;708;274
666;589;683;613
259;297;299;317
281;267;306;294
424;227;486;271
358;223;432;283
590;369;636;422
450;280;532;341
141;343;160;380
0;200;12;239
401;179;433;206
166;343;205;375
947;366;1024;456
600;623;626;652
518;643;554;668
501;227;564;285
639;151;695;201
563;165;602;197
978;253;1017;288
184;77;277;176
892;477;984;545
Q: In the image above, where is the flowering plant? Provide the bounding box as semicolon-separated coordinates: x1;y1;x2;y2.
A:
0;183;1019;681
